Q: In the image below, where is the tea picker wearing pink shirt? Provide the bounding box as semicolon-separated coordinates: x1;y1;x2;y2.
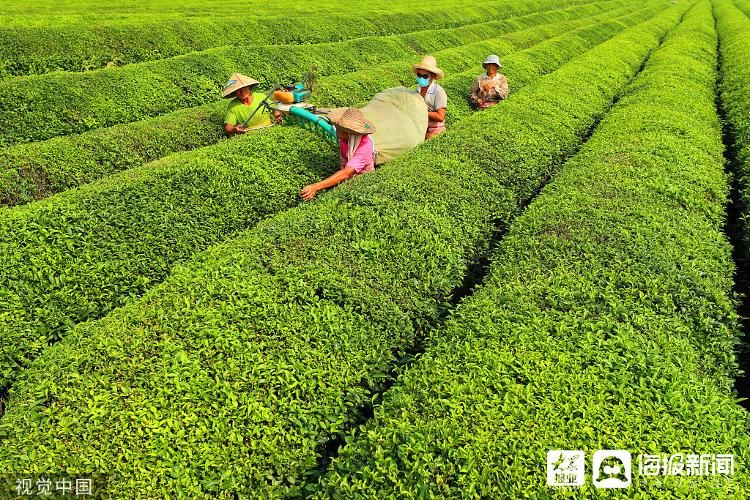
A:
300;107;377;201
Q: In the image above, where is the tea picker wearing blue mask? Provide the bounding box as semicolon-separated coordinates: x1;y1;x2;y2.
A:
412;56;447;139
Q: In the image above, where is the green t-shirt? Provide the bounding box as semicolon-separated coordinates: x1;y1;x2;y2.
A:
224;94;272;128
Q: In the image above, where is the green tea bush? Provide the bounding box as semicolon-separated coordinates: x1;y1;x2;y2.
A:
733;0;750;17
0;102;227;206
715;0;750;258
0;5;688;496
0;0;586;77
0;0;556;16
319;2;750;497
0;0;653;207
0;4;654;402
316;1;654;121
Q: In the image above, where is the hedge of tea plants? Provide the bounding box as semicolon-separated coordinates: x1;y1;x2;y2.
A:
0;4;689;496
319;2;750;497
0;34;441;147
0;0;632;147
715;0;750;263
733;0;750;18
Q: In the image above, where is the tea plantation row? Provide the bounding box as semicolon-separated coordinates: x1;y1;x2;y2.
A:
0;0;581;77
0;0;645;147
716;1;750;268
320;2;750;496
0;4;690;496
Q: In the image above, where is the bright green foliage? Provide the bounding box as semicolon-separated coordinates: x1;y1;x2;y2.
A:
0;102;226;206
319;3;750;497
0;127;336;389
0;0;498;15
0;5;688;496
0;0;585;77
0;0;652;207
315;1;654;123
733;0;750;17
715;1;750;260
0;1;661;404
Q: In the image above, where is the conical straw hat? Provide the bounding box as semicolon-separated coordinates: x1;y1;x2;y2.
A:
412;55;444;80
222;73;260;98
327;107;376;134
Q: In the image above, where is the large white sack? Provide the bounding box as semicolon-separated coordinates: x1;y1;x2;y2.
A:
360;87;428;165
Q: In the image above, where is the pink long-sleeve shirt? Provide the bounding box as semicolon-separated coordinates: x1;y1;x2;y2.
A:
339;135;375;174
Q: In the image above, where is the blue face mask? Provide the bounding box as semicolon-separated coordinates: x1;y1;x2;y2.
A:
416;76;430;88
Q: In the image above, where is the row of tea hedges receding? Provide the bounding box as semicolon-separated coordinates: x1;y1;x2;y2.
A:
0;0;585;77
318;2;750;497
0;4;689;496
715;0;750;269
0;0;641;148
0;0;646;206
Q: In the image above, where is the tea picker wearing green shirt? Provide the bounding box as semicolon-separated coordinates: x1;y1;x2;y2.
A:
222;72;273;137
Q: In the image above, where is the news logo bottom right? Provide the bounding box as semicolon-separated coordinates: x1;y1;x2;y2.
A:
547;449;736;489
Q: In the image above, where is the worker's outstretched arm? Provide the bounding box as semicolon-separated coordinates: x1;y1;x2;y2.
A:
301;167;357;201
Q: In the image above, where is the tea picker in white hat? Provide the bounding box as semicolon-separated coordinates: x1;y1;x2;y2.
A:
412;55;448;139
300;107;377;201
222;73;274;137
470;54;509;109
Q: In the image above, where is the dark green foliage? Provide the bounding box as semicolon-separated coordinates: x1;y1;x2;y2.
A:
319;3;750;497
0;4;685;496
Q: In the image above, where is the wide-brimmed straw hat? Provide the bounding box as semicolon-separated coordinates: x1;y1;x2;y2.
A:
412;55;444;80
327;107;376;135
222;73;260;98
482;54;502;68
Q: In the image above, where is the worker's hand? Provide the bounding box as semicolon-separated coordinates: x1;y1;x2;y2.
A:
273;111;283;124
234;125;246;135
300;183;319;201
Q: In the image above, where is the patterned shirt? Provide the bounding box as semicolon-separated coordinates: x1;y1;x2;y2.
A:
470;74;509;103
